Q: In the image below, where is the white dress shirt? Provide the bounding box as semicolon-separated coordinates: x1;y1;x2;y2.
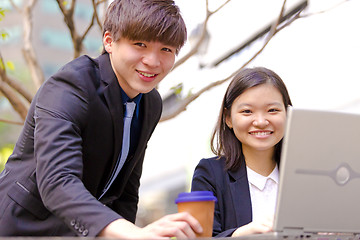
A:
246;165;279;222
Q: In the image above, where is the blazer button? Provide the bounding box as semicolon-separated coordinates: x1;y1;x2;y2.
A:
70;219;76;226
79;226;84;233
74;222;80;230
82;229;89;236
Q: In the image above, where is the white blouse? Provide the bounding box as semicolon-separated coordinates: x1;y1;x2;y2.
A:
246;165;279;222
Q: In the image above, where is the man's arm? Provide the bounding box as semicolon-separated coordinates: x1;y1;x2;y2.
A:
112;151;144;223
34;66;121;236
99;212;203;239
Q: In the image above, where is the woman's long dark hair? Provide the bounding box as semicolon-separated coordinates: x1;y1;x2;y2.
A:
211;67;293;171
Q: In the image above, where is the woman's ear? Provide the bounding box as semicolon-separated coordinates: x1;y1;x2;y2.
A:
103;31;114;54
225;109;233;129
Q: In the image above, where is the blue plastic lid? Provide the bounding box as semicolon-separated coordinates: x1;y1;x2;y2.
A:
175;191;217;203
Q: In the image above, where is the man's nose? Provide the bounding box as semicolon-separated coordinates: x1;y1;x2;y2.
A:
142;52;160;68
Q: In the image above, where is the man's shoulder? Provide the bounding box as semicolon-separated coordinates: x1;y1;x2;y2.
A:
57;55;97;75
142;88;162;122
48;55;100;89
145;88;162;104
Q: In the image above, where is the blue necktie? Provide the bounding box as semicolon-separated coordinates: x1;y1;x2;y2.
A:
99;101;136;200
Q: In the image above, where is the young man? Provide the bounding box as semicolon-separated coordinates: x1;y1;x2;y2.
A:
0;0;202;238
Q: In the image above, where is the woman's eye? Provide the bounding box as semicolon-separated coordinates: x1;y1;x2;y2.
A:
269;108;279;113
241;110;252;114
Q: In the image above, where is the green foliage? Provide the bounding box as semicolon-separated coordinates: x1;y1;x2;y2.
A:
0;144;13;172
0;30;9;40
5;60;14;71
170;83;183;95
0;7;7;21
62;1;69;8
0;8;9;41
186;88;194;98
0;59;15;71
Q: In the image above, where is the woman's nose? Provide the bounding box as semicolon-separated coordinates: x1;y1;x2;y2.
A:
253;114;269;128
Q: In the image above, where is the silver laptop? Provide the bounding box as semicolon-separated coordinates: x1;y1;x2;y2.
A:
235;107;360;239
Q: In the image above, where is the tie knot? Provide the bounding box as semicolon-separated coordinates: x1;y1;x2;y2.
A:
125;101;136;118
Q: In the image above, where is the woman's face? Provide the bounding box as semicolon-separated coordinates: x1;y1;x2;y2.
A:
226;83;287;154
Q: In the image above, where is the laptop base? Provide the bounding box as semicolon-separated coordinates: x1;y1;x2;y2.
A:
226;232;360;240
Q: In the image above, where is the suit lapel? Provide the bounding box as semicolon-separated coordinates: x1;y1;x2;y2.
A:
97;53;123;170
228;161;252;226
135;93;151;155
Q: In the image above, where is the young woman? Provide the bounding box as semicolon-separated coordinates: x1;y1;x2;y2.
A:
191;67;293;237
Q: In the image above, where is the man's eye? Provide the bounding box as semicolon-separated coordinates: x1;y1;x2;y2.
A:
162;47;173;53
134;42;146;47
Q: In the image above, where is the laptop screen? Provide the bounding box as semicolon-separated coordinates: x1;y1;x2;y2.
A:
274;107;360;234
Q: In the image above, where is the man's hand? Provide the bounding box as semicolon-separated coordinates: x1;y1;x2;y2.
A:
99;212;203;239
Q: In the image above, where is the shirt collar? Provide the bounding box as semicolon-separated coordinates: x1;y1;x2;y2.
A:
120;87;142;117
247;164;279;191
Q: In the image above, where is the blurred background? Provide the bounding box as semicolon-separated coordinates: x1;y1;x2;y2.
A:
0;0;359;227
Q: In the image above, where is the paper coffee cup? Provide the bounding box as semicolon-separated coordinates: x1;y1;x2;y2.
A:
175;191;217;238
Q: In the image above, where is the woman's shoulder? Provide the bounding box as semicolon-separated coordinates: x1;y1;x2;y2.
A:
197;156;226;169
192;156;228;190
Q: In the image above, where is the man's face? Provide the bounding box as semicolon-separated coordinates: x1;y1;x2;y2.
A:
103;32;177;99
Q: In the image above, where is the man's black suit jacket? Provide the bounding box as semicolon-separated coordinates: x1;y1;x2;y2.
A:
191;156;253;237
0;53;162;236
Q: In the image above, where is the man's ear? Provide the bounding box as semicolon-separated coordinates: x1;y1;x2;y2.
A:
103;31;114;54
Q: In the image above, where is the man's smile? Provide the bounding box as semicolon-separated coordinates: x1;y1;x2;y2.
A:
136;70;158;78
